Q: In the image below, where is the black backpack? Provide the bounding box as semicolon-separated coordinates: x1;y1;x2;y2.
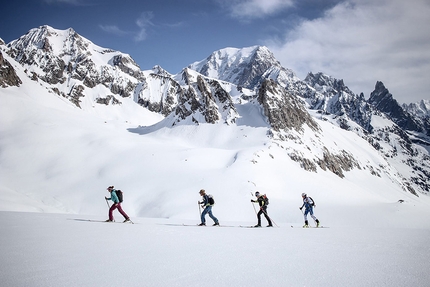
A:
263;194;269;205
208;194;215;205
309;197;315;206
115;190;123;203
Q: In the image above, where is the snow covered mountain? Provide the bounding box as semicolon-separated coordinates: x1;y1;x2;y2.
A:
1;25;430;218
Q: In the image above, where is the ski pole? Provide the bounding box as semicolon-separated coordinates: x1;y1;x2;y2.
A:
261;208;279;227
198;201;202;217
105;198;110;208
250;192;258;215
300;208;306;223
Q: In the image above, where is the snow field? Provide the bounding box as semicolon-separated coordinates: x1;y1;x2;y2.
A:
1;211;429;287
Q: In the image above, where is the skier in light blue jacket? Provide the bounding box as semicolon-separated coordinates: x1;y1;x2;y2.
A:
300;193;320;228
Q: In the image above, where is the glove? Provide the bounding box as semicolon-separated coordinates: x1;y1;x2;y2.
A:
105;197;108;200
299;207;302;210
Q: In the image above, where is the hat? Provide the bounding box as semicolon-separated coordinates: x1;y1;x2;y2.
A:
255;191;260;196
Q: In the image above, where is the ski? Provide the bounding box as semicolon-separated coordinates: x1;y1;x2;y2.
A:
291;225;328;228
74;219;134;224
163;223;243;228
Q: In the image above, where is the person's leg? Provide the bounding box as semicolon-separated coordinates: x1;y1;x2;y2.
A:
116;203;129;220
256;210;263;226
207;206;218;224
201;207;209;224
303;209;309;226
263;208;272;226
309;208;319;226
109;204;117;221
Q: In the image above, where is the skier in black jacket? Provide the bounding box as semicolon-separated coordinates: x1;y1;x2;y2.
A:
251;191;272;227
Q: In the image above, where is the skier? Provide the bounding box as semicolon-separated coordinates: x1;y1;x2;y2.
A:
299;193;320;227
105;186;130;223
198;189;219;226
251;191;272;227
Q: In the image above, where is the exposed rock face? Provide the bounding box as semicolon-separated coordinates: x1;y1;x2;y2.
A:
316;148;361;178
402;100;430;138
258;79;320;133
0;51;22;88
6;25;144;107
303;72;374;133
172;69;238;125
369;81;421;132
137;73;181;116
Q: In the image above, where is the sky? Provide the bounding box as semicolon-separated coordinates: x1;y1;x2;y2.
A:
1;0;429;104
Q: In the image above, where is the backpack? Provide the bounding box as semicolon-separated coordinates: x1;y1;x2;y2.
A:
208;194;215;205
309;197;315;207
115;190;123;203
263;194;269;205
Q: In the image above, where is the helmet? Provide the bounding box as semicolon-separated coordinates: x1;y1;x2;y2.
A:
301;193;307;197
255;191;260;196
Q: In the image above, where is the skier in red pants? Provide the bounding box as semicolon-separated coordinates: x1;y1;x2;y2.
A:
105;186;130;223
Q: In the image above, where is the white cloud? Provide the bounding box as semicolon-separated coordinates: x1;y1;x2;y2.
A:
218;0;294;19
99;25;130;37
100;11;154;42
43;0;88;5
267;0;430;104
134;11;154;42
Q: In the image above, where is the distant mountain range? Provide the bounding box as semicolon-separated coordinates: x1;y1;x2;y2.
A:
1;25;429;196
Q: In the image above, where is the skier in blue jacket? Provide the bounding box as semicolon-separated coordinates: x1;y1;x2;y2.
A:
198;189;219;226
300;193;320;228
105;186;130;223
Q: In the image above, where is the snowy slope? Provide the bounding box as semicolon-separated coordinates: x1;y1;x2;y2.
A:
1;48;428;222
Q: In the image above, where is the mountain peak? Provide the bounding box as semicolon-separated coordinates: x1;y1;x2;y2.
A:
369;81;422;132
305;72;348;92
188;45;293;90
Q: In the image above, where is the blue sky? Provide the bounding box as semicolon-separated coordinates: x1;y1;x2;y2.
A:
1;0;429;104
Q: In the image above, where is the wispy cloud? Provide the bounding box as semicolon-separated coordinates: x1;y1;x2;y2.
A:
99;11;155;42
134;11;154;42
217;0;295;19
43;0;89;6
99;25;130;37
267;0;430;104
